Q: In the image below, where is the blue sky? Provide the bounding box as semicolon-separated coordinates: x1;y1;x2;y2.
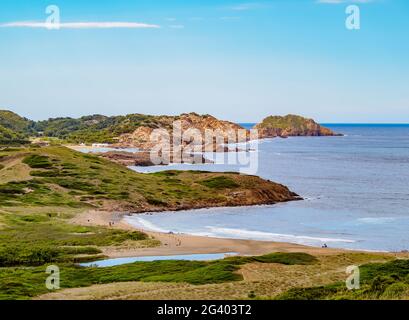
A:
0;0;408;123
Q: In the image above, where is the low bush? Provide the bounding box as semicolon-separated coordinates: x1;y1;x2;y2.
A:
22;155;53;169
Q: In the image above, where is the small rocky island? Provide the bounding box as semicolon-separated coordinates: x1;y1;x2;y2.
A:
254;114;341;138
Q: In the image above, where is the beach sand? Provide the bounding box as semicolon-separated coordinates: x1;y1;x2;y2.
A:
72;210;350;258
37;209;403;300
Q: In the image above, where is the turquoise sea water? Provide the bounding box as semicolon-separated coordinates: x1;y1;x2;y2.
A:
127;124;409;252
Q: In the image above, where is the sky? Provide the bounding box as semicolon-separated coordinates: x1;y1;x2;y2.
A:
0;0;408;123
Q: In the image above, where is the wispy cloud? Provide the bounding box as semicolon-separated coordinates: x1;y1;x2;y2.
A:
317;0;375;4
229;2;271;11
0;21;160;29
169;24;185;29
220;16;241;21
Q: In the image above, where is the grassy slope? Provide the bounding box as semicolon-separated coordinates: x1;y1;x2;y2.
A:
0;146;298;211
276;258;409;300
0;110;35;134
0;252;318;299
0;125;28;145
0;145;297;268
35;252;400;300
0;110;34;145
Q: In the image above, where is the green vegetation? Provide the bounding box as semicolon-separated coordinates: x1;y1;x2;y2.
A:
257;115;315;130
276;259;409;300
0;124;29;145
33;113;174;143
199;176;239;189
0;109;240;144
255;114;336;136
0;109;177;144
22;155;53;169
0;145;289;210
0;110;34;145
0;210;147;267
0;252;317;300
0;110;35;135
0;144;302;300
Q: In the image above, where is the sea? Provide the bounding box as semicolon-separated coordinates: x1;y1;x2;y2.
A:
126;124;409;252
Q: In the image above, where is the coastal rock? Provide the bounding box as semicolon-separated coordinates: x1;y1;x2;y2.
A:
116;113;249;150
254;114;341;138
98;151;213;166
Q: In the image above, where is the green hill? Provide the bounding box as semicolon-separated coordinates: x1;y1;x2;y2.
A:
34;113;174;143
0;124;28;145
0;145;299;210
0;110;35;135
0;110;34;145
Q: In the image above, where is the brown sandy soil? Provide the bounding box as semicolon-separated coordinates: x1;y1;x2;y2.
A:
72;210;354;259
0;156;31;183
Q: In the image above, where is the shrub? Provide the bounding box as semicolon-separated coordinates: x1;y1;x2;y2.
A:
381;282;409;299
146;197;167;206
23;155;53;169
30;170;62;177
252;252;318;265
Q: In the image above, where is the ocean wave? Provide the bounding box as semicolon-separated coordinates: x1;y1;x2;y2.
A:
125;217;170;233
357;217;396;224
125;217;356;246
202;227;356;245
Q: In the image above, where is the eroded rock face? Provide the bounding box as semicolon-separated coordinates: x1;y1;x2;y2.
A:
115;113;249;149
254;114;341;138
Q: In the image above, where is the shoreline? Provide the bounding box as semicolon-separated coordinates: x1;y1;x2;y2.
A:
72;210;368;259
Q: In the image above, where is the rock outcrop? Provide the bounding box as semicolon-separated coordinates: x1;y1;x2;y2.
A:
115;113;249;150
254;114;341;138
98;151;213;167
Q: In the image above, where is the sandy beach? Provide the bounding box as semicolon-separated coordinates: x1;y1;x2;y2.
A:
71;210;352;259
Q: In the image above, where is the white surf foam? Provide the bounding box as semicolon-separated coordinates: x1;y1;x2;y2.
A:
125;216;170;233
357;217;396;224
125;217;356;247
201;227;356;246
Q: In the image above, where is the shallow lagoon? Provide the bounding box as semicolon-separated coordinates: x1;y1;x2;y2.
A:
80;252;238;267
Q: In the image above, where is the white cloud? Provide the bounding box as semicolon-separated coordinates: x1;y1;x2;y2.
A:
317;0;375;4
229;2;271;11
0;21;160;29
